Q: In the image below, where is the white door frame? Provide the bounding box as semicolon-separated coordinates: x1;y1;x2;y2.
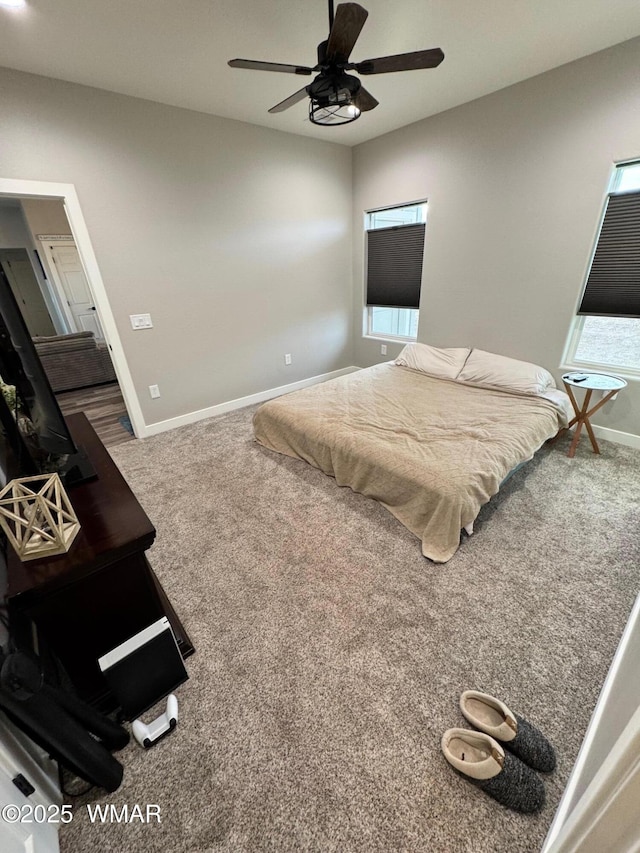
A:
543;591;640;852
543;704;640;853
0;178;145;438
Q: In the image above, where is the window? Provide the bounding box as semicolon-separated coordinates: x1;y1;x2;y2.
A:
565;162;640;373
364;202;427;340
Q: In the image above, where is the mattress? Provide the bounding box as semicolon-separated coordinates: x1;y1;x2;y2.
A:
253;363;567;562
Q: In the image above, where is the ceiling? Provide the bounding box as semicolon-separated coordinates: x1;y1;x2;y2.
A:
2;0;640;146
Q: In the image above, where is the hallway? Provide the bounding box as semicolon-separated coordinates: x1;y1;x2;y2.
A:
56;382;134;448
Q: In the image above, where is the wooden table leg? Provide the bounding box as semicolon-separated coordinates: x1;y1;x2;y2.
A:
567;389;592;458
565;384;581;429
568;419;583;457
583;415;600;454
564;386;618;457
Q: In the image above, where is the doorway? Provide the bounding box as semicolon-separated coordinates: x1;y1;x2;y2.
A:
0;179;144;442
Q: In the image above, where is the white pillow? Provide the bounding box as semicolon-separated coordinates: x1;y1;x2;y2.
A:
395;343;471;381
457;349;556;396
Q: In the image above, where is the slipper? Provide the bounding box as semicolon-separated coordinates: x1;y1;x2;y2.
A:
441;728;545;813
460;690;556;773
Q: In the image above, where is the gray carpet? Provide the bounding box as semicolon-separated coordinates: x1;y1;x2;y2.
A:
60;406;640;852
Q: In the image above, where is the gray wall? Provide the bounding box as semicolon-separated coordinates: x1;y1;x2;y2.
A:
0;204;61;334
352;37;640;437
21;198;71;237
0;205;32;248
2;38;639;435
0;67;353;425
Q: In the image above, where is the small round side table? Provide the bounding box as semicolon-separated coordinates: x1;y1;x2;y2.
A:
562;372;627;458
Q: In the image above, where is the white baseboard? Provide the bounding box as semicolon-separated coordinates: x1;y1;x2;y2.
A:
591;424;640;450
139;366;360;438
138;372;639;446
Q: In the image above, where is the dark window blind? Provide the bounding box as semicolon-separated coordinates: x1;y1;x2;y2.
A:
579;190;640;317
366;223;426;309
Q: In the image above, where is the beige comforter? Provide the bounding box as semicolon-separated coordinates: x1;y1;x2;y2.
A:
253;364;566;562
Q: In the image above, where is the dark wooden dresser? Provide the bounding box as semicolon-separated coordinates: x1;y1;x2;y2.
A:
6;412;194;711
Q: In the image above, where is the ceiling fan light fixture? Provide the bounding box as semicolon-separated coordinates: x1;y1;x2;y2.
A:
309;99;361;125
309;81;361;125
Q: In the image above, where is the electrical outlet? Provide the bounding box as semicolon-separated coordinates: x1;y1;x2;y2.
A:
284;354;292;365
380;344;387;355
149;384;160;399
130;313;153;330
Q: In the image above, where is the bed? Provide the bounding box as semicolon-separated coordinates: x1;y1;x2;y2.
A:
253;346;570;562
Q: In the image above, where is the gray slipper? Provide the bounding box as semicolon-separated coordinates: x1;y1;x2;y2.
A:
460;690;556;773
441;728;545;813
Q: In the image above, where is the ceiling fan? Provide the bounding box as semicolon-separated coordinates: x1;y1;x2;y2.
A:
228;1;444;126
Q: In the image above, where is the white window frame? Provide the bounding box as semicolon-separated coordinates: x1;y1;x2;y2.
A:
561;161;640;380
364;305;420;341
362;200;427;343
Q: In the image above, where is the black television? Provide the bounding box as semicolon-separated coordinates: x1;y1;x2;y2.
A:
0;266;95;488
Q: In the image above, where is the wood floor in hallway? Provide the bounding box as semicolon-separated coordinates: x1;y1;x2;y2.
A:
56;382;135;448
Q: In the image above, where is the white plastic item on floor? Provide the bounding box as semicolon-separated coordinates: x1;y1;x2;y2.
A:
132;694;179;749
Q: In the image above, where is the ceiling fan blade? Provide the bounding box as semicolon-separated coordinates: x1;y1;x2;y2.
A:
326;3;369;62
355;48;445;75
268;87;309;114
229;59;313;76
353;87;378;112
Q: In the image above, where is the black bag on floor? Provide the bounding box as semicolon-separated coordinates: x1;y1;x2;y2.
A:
0;650;129;793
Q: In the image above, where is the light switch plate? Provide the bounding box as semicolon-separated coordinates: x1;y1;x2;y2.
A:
130;313;153;330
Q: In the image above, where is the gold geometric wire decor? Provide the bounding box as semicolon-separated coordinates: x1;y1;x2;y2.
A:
0;473;80;562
